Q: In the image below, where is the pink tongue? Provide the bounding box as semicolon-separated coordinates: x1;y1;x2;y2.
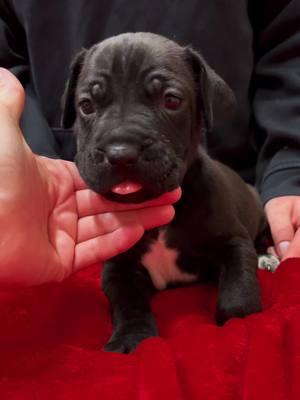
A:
111;181;143;195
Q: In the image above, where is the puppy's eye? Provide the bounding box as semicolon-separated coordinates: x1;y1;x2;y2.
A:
163;94;182;110
79;99;95;115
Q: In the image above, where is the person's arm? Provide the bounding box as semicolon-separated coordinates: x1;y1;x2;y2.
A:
250;0;300;259
0;0;60;158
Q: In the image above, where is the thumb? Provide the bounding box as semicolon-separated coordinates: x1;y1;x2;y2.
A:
0;68;32;194
0;68;30;162
0;68;24;121
264;199;294;258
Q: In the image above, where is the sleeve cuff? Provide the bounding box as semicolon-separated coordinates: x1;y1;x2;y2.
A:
259;166;300;204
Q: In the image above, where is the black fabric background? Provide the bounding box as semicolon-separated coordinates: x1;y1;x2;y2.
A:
0;0;300;202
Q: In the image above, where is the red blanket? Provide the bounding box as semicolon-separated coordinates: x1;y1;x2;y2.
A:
0;259;299;400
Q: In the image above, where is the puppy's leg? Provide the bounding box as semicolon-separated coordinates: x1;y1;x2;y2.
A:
216;237;262;326
102;261;157;353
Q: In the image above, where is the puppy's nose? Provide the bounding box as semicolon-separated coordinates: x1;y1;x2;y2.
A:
105;144;140;166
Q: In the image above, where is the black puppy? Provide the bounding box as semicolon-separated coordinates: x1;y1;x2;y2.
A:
62;32;266;353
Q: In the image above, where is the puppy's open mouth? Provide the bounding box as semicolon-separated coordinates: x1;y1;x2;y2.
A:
106;180;148;203
111;181;143;195
102;165;180;203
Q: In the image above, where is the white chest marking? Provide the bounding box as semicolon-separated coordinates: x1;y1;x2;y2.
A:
141;232;197;290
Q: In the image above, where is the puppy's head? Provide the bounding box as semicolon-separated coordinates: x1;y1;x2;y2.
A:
62;32;235;203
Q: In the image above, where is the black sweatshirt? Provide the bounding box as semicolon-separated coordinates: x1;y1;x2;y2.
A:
1;0;300;203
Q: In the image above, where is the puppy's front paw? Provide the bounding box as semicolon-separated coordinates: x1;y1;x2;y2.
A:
104;331;156;354
216;291;262;326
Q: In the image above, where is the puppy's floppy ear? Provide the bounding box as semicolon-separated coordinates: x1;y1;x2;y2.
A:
61;48;87;129
185;47;236;131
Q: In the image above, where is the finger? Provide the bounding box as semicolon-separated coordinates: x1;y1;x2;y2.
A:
265;200;294;258
63;160;89;191
0;68;25;121
0;69;32;192
76;187;181;217
282;227;300;260
267;246;279;258
77;205;175;243
290;196;300;228
74;224;144;271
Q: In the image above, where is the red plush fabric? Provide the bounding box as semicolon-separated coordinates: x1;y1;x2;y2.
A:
0;259;300;400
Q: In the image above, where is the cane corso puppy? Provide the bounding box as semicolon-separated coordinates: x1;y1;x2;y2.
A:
62;32;267;353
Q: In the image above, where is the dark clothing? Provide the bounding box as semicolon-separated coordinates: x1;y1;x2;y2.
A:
0;0;300;203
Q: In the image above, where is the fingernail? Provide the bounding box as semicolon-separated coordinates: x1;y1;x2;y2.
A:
279;241;290;258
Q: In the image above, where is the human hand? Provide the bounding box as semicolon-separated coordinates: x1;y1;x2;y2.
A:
0;68;181;286
264;195;300;260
